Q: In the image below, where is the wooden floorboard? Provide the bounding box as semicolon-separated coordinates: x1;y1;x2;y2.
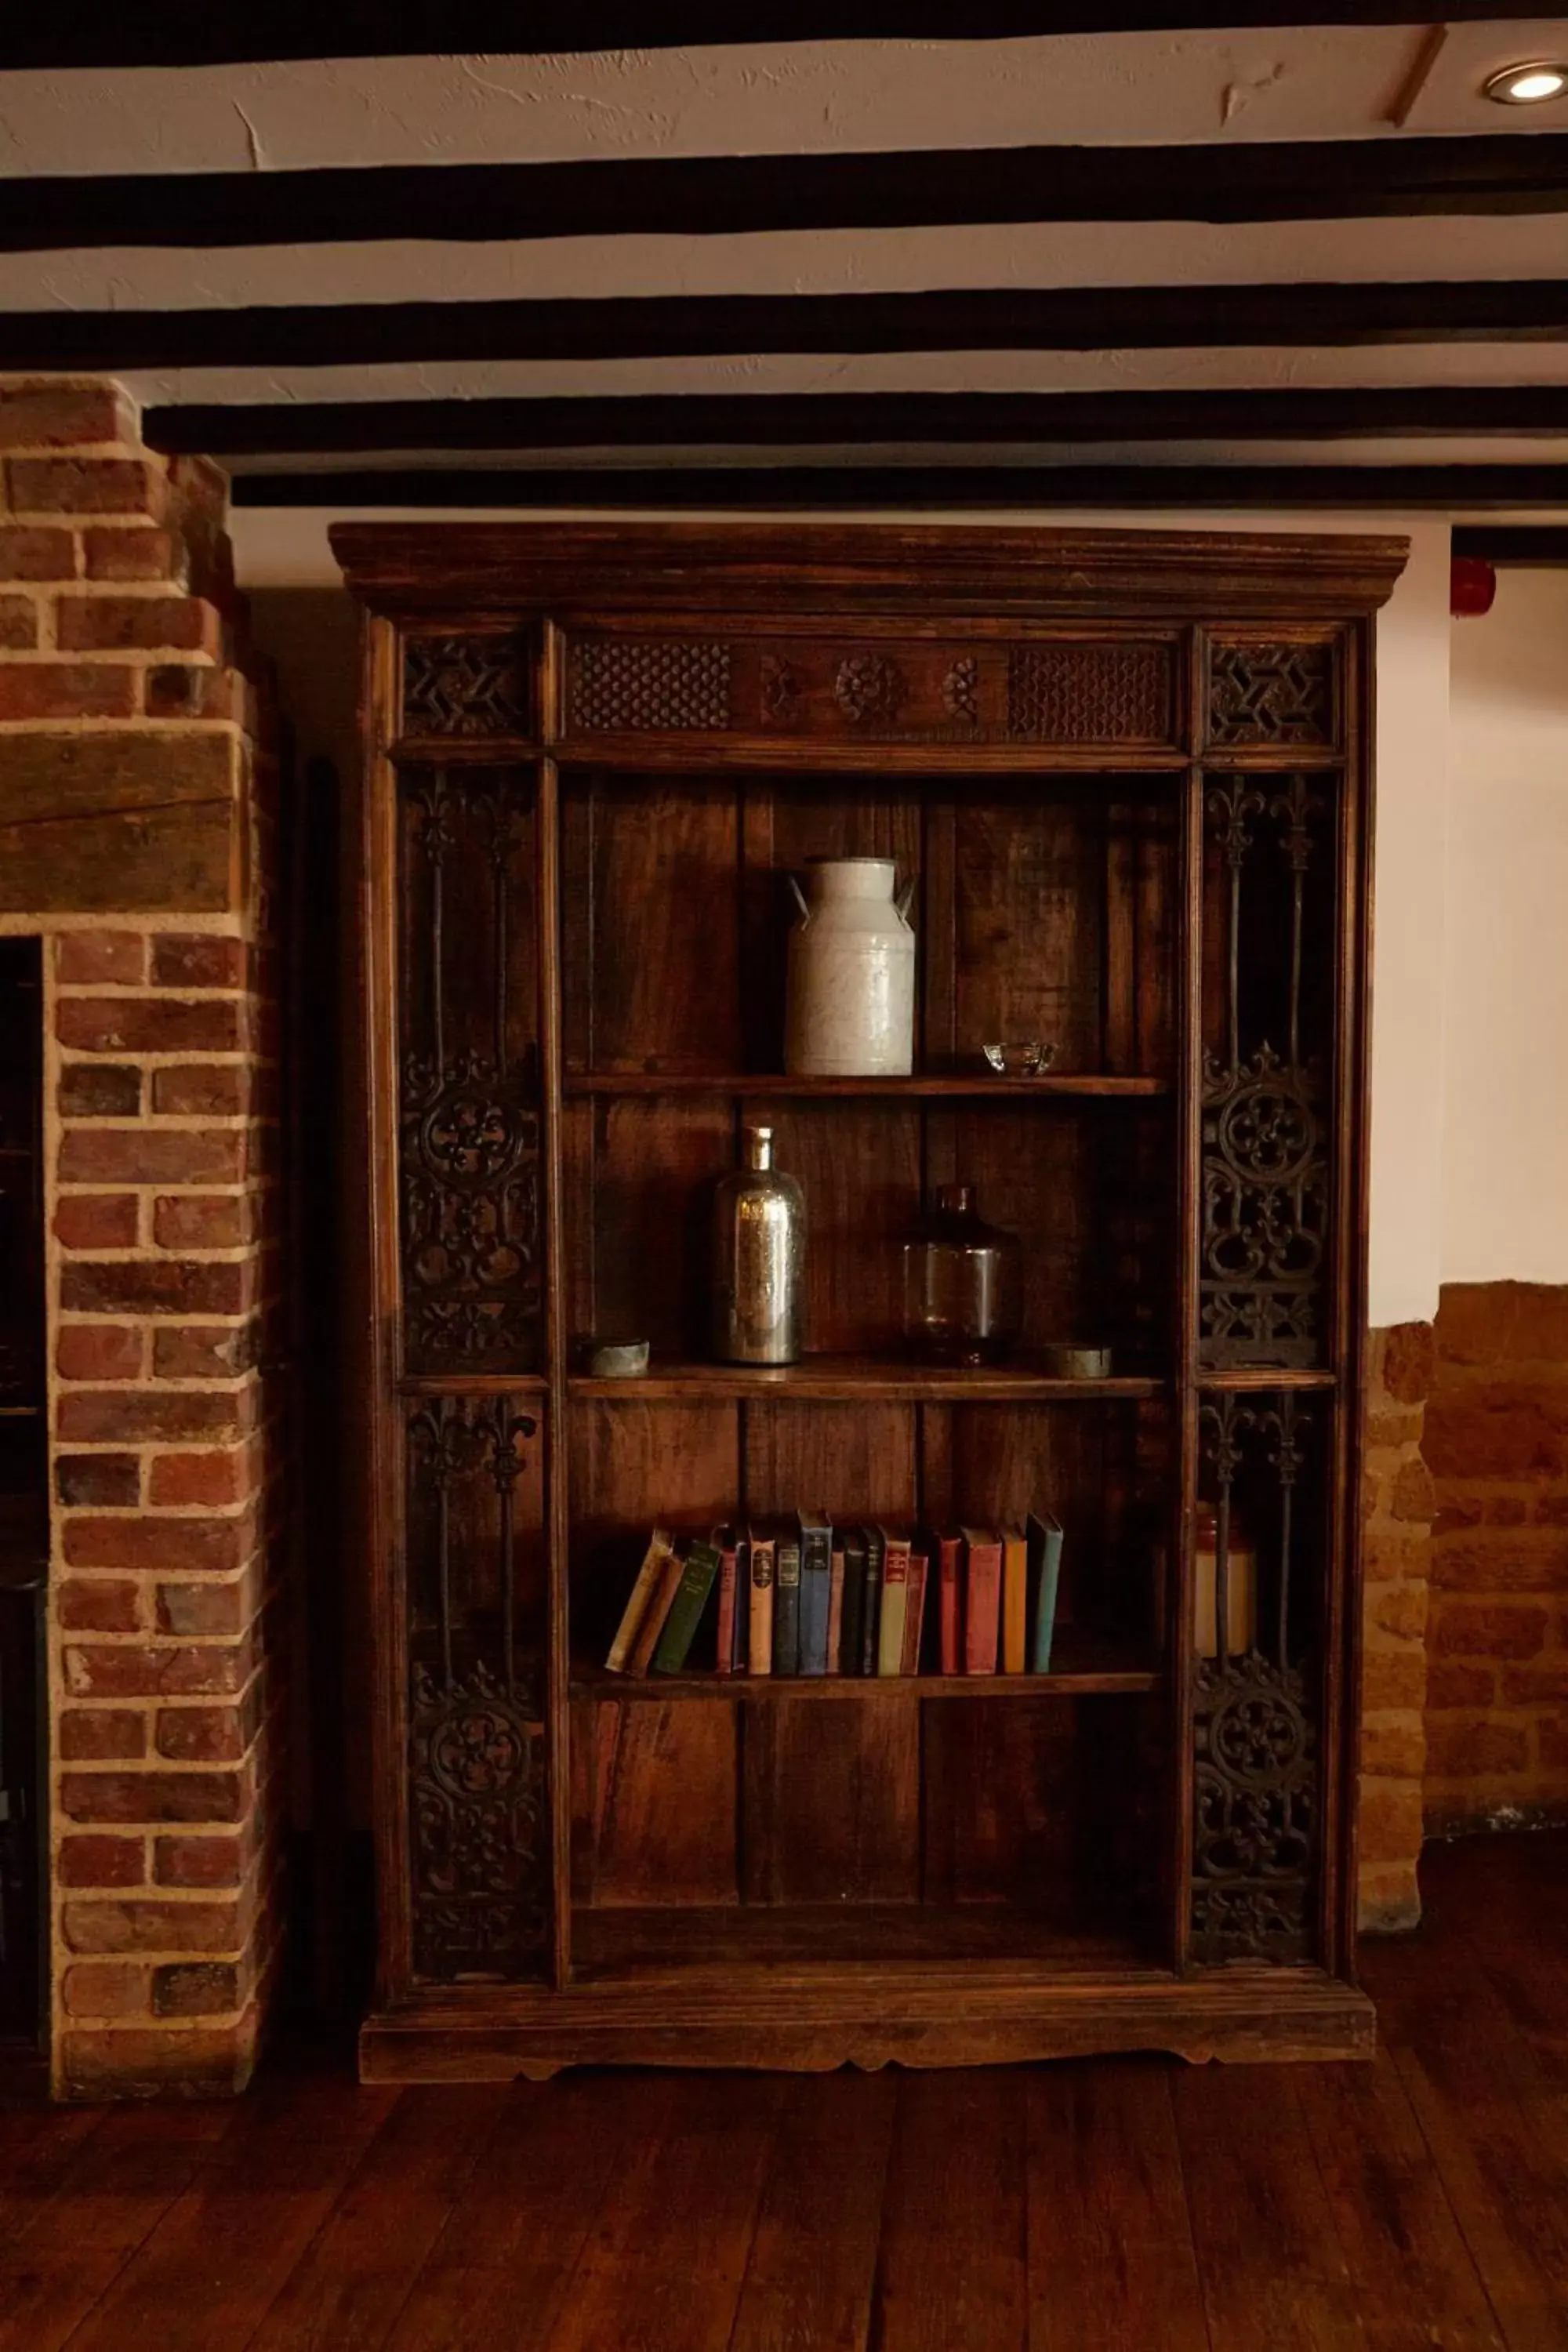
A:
0;1833;1563;2352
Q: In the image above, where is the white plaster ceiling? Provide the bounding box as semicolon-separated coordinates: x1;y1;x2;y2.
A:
7;20;1568;509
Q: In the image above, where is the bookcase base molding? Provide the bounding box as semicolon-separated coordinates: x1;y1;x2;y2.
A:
336;521;1408;2082
359;1974;1375;2083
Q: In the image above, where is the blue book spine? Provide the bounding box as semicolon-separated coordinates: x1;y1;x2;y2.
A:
1029;1514;1065;1673
799;1519;832;1675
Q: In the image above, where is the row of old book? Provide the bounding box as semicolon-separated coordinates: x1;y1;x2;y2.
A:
604;1513;1065;1680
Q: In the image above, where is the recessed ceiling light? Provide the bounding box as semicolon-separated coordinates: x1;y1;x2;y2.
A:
1483;60;1568;104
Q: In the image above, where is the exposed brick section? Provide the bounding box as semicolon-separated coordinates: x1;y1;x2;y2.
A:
0;382;132;451
153;1194;249;1251
59;1835;146;1887
0;593;38;647
151;1062;246;1116
0;375;281;2095
7;456;168;517
82;525;178;581
59;1710;147;1762
56;996;241;1056
0;662;136;721
1359;1323;1435;1936
56;931;145;986
60;1259;245;1316
0;524;76;579
55;1453;140;1508
60;1771;244;1827
59;1128;243;1186
59;1063;141;1117
56;1325;146;1384
56;594;220;656
53;1193;139;1251
1425;1282;1568;1836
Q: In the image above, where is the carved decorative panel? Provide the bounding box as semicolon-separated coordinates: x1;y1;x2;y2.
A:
398;771;543;1373
569;637;731;732
1208;638;1337;749
1006;641;1175;743
406;1397;547;1981
1192;1392;1319;1965
404;634;534;738
1200;775;1333;1370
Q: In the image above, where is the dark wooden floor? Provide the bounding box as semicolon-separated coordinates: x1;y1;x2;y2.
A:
3;1834;1567;2350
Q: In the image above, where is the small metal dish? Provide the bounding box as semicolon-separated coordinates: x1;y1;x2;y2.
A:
583;1338;650;1378
982;1042;1058;1077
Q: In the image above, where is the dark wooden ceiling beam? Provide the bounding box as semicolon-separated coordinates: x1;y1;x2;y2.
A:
14;135;1568;252
1452;526;1568;561
0;5;1546;69
14;282;1568;374
147;385;1568;458
230;463;1568;510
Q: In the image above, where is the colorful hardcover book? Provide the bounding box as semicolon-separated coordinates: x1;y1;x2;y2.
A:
1027;1510;1065;1674
747;1523;776;1676
859;1526;885;1678
731;1530;751;1673
902;1545;930;1675
626;1541;689;1678
774;1526;803;1676
840;1529;869;1674
877;1530;910;1677
961;1527;1003;1675
1001;1524;1029;1675
936;1529;964;1675
604;1526;675;1674
713;1525;740;1677
651;1540;723;1675
798;1509;833;1676
826;1546;846;1673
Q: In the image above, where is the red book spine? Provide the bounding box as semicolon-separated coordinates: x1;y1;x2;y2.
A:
713;1537;739;1676
938;1534;963;1675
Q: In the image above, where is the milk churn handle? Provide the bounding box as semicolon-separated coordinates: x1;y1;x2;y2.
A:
786;873;811;923
895;876;916;923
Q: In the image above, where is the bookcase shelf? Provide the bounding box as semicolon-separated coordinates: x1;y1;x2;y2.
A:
563;1072;1171;1100
340;517;1400;2081
568;1357;1163;1403
572;1645;1162;1702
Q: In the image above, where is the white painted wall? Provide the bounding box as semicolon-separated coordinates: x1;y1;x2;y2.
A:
234;504;1464;1327
1443;570;1568;1287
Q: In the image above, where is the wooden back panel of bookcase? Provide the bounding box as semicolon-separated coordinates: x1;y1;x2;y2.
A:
333;522;1407;2028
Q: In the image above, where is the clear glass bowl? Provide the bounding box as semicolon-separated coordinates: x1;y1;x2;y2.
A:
982;1041;1058;1077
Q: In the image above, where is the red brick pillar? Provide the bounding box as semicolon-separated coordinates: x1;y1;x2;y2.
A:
1358;1323;1436;1932
0;376;284;2096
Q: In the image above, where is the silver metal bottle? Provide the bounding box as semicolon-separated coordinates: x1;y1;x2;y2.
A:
711;1123;804;1364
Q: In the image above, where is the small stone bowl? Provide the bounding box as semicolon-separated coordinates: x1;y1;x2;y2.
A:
982;1041;1058;1077
1039;1342;1113;1380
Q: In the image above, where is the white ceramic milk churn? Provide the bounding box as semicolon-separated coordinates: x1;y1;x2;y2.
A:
784;857;916;1076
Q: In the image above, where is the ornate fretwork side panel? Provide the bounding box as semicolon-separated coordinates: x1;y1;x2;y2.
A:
405;1396;549;1981
1191;1391;1326;1965
1207;636;1338;752
397;768;543;1375
1198;769;1338;1371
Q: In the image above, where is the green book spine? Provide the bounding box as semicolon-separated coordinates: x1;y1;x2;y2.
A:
859;1526;884;1679
774;1536;802;1676
650;1542;722;1675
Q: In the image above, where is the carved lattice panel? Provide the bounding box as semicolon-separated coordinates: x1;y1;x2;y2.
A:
404;634;534;738
1191;1392;1320;1965
1007;642;1175;743
568;637;731;731
1200;774;1334;1370
405;1397;548;1981
1208;638;1337;749
398;770;543;1373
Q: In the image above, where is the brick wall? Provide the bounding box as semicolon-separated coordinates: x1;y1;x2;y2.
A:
1358;1322;1436;1932
0;376;285;2096
1425;1283;1568;1836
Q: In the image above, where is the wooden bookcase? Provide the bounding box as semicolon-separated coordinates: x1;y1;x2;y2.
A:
333;521;1408;2079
